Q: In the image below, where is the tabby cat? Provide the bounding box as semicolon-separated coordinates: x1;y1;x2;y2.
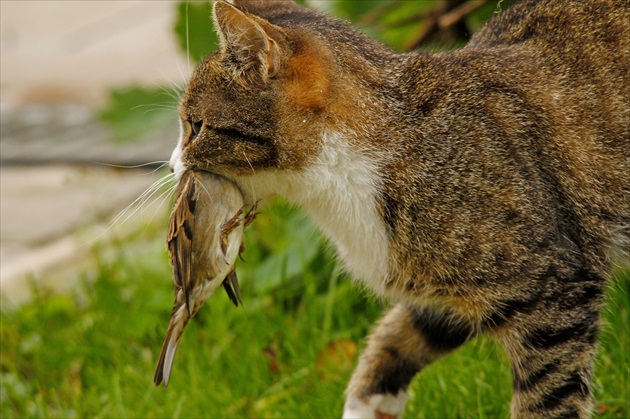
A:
168;0;629;417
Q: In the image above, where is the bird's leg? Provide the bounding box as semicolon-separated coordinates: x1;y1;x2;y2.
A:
220;208;244;256
237;202;260;260
243;201;259;227
221;202;258;257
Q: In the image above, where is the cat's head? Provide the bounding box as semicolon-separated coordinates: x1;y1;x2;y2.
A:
170;0;392;201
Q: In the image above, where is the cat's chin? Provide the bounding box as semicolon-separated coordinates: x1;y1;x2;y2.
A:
176;163;226;179
179;165;261;207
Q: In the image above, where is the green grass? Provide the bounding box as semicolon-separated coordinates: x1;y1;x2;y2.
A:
1;203;628;418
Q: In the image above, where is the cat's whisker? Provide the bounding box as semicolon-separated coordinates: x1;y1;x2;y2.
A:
161;82;184;101
130;104;179;113
154;63;186;107
143;107;180;115
152;94;180;106
242;151;255;176
173;54;191;90
111;178;166;223
185;2;191;75
110;184;175;232
242;151;258;204
195;177;213;202
141;182;178;223
145;162;171;176
138;174;177;208
160;90;182;104
86;173;175;244
160;73;185;92
94;161;169;170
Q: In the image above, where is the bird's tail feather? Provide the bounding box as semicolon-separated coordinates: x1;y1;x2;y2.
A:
154;306;187;386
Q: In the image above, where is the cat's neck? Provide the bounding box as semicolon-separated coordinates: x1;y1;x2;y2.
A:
235;131;391;290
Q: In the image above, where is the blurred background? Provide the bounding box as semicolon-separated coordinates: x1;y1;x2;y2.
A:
1;1;187;300
1;1;627;418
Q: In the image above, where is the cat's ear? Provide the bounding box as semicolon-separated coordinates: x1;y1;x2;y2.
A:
213;1;282;78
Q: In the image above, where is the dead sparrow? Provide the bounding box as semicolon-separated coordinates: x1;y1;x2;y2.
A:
154;170;255;386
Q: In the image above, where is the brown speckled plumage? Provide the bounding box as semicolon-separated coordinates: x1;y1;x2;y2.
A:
154;170;249;387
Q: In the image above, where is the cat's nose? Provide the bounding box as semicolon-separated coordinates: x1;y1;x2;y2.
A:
169;163;174;173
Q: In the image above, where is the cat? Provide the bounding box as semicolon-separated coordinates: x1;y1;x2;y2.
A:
168;0;629;417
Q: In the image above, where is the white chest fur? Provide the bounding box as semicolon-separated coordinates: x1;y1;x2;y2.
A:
236;133;391;292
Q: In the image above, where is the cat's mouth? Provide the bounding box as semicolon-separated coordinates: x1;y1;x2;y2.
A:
182;165;251;204
181;164;231;184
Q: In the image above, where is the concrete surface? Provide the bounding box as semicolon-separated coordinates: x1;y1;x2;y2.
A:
0;165;171;303
1;103;178;165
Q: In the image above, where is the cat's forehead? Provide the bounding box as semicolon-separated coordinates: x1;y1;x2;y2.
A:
185;50;271;91
181;56;240;116
184;57;228;98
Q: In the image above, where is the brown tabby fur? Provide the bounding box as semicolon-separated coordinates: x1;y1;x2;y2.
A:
171;0;629;417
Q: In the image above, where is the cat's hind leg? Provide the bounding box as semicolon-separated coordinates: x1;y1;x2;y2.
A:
494;268;605;418
343;303;475;419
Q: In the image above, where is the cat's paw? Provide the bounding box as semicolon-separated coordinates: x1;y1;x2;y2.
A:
342;391;408;419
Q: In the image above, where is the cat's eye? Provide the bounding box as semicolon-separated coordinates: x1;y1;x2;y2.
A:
191;120;203;139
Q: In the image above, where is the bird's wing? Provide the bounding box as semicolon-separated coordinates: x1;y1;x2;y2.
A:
192;173;245;301
167;171;197;314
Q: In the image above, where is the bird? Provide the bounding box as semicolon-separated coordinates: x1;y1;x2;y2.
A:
154;170;255;387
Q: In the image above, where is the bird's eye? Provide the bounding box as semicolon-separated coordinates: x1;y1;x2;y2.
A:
191;120;203;139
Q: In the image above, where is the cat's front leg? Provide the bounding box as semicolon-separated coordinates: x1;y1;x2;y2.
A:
343;303;475;418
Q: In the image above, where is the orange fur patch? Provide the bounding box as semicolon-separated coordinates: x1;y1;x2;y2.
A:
285;50;330;109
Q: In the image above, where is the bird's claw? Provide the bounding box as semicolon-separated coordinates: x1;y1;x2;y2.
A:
220;202;258;256
243;201;259;227
220;208;244;255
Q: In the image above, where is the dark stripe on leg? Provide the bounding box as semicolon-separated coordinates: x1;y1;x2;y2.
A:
513;361;559;393
523;322;597;349
535;372;590;411
367;346;419;395
483;294;541;329
411;307;473;352
561;406;580;418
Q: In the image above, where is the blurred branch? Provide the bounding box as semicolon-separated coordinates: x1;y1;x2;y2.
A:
357;0;406;26
405;0;490;51
379;9;435;29
363;0;491;52
439;0;487;28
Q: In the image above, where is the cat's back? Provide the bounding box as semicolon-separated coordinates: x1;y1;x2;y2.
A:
470;0;628;58
394;0;628;271
466;0;629;213
468;0;629;112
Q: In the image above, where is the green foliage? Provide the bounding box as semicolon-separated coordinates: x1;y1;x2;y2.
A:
173;1;218;64
333;0;517;52
1;224;628;417
0;207;375;418
333;0;382;22
594;269;630;416
98;86;179;143
237;201;329;294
